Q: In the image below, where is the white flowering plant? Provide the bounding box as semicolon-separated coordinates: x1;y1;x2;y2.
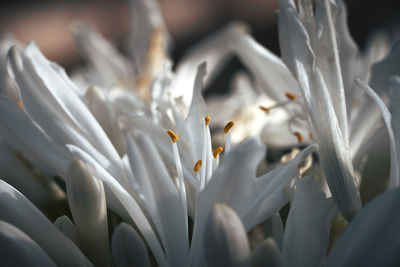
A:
0;0;399;266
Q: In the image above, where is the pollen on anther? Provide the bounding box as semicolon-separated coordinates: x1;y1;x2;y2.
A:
259;105;270;113
193;160;202;172
309;132;313;139
167;130;179;143
285;92;297;100
294;132;303;144
205;116;211;127
224;121;235;134
17;100;23;109
213;147;224;159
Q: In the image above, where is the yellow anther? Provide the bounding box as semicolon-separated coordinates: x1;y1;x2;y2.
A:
309;132;313;139
193;160;202;172
285;92;297;100
224;121;235;134
205;116;211;127
213;147;224;159
259;105;270;113
294;132;303;144
17;100;23;109
167;130;179;143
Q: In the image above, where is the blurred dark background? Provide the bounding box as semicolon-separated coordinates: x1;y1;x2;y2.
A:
1;0;399;82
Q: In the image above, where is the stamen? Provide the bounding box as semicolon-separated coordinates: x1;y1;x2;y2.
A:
285;92;297;100
17;100;23;109
259;105;270;113
205;116;210;127
294;132;303;144
224;121;235;134
213;147;224;159
193;160;202;172
167;130;179;143
309;132;313;139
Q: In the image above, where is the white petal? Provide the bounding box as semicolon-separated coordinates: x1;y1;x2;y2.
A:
174;23;248;106
67;145;167;267
357;79;399;188
66;158;111;267
327;186;400;266
0;180;93;267
263;213;284;249
204;203;251;267
72;22;135;87
0;220;57;267
282;176;337;267
251;238;282;267
54;215;79;246
111;223;150;267
231;33;299;102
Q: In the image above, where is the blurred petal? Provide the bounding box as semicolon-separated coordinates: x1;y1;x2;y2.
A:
356;79;399;188
204;203;250;267
327;186;400;267
251;238;282;267
0;180;93;267
282;176;337;267
0;220;57;267
54;215;79;246
66;158;111;267
111;223;150;267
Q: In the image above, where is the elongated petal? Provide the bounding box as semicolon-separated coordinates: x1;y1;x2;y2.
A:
66;158;111;267
0;180;93;267
327;186;400;266
282;176;337;267
0;220;57;267
174;23;248;106
111;223;150;267
389;76;400;186
279;0;361;220
54;215;79;246
357;79;399;188
251;238;282;267
231;33;299;102
73;22;135;87
67;145;167;267
204;203;251;267
264;213;284;249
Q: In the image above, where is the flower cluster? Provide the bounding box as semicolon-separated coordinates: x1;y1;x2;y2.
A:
0;0;400;266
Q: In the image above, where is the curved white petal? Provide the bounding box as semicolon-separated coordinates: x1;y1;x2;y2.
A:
251;238;282;267
282;176;337;267
0;180;93;267
0;220;57;267
66;158;111;267
204;203;251;267
54;215;79;246
327;186;400;267
111;223;150;267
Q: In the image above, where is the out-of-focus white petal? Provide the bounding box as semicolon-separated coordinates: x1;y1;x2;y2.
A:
282;176;337;267
204;203;251;267
174;23;248;106
72;22;135;87
389;77;400;184
264;213;284;249
327;186;400;267
0;180;93;267
54;215;79;246
111;223;150;267
369;42;400;94
231;33;299;102
67;145;167;267
66;158;111;267
357;79;399;188
251;238;282;267
0;220;57;267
